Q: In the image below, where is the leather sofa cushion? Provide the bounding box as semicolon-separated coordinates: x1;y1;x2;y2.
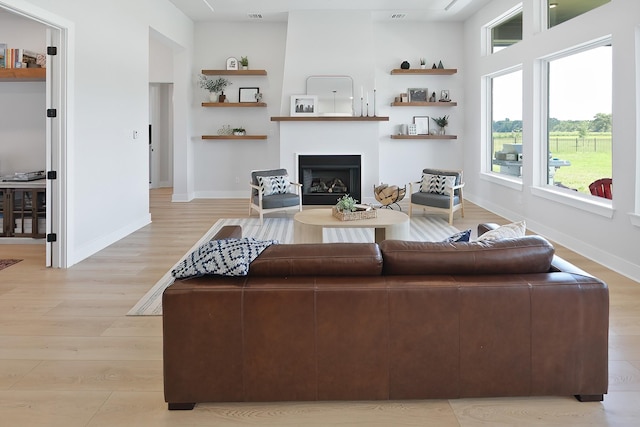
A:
250;243;383;276
380;236;554;275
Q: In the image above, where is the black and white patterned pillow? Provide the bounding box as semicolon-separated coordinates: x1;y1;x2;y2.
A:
442;229;471;243
171;238;278;278
420;173;457;195
257;175;290;196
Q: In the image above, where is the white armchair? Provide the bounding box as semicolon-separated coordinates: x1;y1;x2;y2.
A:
249;169;302;225
409;168;465;225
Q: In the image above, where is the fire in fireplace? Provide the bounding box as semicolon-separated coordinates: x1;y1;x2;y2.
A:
298;155;361;205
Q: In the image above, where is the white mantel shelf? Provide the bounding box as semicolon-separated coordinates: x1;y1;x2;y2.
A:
271;116;389;122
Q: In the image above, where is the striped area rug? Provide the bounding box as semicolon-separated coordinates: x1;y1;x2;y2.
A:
127;215;459;316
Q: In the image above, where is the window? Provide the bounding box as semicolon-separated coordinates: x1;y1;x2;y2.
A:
490;69;523;178
547;0;610;28
490;8;523;53
545;42;612;196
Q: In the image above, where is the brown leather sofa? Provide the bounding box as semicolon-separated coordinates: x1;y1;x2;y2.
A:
163;224;608;410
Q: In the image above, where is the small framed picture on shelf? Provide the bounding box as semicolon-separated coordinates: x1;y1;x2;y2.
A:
290;95;317;116
239;87;260;103
226;57;238;70
439;90;451;102
408;88;429;102
413;116;430;135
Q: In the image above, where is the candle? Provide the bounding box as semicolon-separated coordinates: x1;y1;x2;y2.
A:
366;92;369;104
361;86;364;99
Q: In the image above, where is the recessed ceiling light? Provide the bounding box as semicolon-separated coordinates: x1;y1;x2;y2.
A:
247;13;263;19
391;13;406;19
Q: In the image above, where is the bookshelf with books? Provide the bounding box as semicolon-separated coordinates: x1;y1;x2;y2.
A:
0;44;45;81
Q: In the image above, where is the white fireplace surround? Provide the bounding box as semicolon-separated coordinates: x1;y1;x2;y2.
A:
280;122;380;205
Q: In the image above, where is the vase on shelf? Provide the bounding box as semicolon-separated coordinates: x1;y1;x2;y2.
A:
438;127;446;135
209;92;217;102
218;92;226;103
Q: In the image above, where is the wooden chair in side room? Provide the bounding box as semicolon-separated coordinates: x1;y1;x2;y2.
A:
589;178;612;199
249;169;302;225
409;168;465;225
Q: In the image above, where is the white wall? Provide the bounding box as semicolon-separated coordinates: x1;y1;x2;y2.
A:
190;21;287;198
0;12;46;175
189;13;466;203
464;0;640;280
1;0;194;266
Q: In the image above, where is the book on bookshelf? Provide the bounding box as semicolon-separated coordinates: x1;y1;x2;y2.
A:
0;43;6;68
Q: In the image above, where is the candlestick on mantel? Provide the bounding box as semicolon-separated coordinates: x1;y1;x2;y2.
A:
373;89;377;117
360;97;364;117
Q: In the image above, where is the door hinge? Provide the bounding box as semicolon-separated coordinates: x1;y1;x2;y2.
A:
47;171;57;180
47;46;57;56
47;233;57;243
47;109;57;118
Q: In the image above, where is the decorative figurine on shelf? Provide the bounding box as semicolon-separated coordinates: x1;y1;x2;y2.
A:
432;63;438;69
429;92;437;102
217;125;232;135
438;60;444;69
400;61;410;69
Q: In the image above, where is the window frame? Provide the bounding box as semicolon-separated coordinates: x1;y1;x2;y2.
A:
482;65;524;189
534;36;614;218
483;3;523;56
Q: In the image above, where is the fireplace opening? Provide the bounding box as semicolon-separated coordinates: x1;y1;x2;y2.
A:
298;155;361;205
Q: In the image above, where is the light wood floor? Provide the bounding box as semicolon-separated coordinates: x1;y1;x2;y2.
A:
0;187;639;426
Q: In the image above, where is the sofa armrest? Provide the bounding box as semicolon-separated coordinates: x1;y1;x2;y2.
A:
211;225;242;241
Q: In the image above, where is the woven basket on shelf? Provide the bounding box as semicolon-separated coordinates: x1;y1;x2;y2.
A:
332;206;377;221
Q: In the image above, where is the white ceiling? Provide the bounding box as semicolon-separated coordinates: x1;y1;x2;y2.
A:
166;0;494;23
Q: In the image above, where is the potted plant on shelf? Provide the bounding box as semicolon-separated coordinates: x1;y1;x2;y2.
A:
232;127;246;136
199;75;231;102
239;56;249;70
420;58;426;69
431;115;449;135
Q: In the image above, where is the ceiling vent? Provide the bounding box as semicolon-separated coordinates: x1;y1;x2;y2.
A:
391;13;407;19
247;13;263;19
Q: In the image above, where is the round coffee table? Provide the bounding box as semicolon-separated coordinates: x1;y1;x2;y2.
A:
293;208;410;244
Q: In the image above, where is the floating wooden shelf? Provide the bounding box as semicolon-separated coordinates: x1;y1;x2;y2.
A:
202;102;267;107
390;68;457;75
0;68;46;81
202;135;267;140
391;101;457;107
390;134;458;140
271;116;389;122
201;69;267;76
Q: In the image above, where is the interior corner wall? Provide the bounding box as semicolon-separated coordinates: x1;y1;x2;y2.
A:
463;0;640;281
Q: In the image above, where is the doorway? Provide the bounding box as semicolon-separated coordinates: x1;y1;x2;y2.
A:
0;5;65;267
148;83;173;189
